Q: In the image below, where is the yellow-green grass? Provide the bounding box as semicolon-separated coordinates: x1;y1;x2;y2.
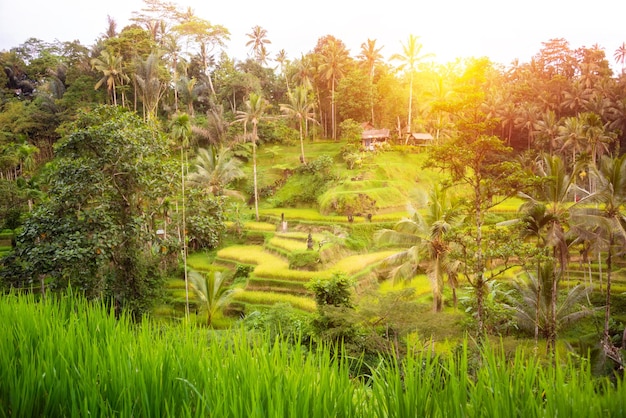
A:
187;251;218;271
379;274;433;296
242;221;278;231
330;250;397;275
267;236;309;252
217;245;282;266
231;289;316;312
275;231;328;244
260;207;403;223
246;277;310;294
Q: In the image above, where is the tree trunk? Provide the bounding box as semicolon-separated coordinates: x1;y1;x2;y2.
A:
252;124;260;221
604;236;613;344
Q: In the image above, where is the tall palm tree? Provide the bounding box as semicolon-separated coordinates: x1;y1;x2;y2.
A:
187;146;246;199
280;86;317;164
91;50;125;106
375;186;461;312
135;53;166;121
534;110;560;156
246;25;271;64
236;93;268;221
519;154;580;353
578;154;626;363
358;39;384;124
318;39;350;140
275;49;290;91
189;270;233;326
170;112;192;319
515;102;540;150
613;42;626;74
391;35;433;140
557;116;586;168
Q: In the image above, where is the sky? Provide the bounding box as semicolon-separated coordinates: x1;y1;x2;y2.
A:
1;0;625;70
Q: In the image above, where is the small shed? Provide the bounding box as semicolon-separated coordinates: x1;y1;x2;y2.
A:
406;132;434;146
362;128;390;150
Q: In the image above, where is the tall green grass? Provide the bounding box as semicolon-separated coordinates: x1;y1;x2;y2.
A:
1;292;624;417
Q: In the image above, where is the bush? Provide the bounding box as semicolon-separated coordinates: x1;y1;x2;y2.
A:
339;119;362;143
289;250;320;271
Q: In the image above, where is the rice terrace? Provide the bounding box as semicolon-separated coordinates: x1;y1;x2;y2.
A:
2;0;626;416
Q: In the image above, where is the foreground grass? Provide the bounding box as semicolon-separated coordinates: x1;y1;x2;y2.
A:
1;292;625;417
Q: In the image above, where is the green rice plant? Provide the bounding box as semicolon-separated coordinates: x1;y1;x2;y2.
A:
187;251;218;272
217;245;280;266
247;277;311;294
242;221;277;232
330;250;397;275
268;236;308;252
2;292;626;417
232;289;317;311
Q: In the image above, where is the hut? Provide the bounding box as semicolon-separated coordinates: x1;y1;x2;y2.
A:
405;132;434;146
362;128;391;151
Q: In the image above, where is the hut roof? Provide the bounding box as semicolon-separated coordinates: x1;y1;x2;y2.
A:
362;129;390;140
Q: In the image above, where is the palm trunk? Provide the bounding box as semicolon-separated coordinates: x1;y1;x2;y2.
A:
331;77;336;141
181;147;189;319
252;124;260;221
299;120;306;164
604;236;613;344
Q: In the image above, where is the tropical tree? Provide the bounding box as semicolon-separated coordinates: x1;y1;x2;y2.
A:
318;38;350;140
519;154;580;353
246;25;271;64
236;92;268;221
1;106;172;317
534;109;561;156
170;112;192;318
280;86;316;164
91;50;126;106
187;146;245;199
577;154;626;365
358;39;384;124
614;42;626;74
135;53;167;121
507;263;593;343
189;269;233;326
375;186;461;312
557;116;586;168
391;35;432;139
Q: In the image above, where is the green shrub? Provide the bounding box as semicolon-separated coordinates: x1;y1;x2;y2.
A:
289;250;320;271
234;264;253;280
338;119;362;143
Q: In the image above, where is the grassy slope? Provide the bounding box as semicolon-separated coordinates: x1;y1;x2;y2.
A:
174;140;626;346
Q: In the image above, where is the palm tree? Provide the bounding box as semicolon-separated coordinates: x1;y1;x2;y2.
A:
275;49;290;91
534;110;560;156
236;93;268;221
91;50;125;106
375;186;461;312
515;102;540;150
391;35;433;140
318;39;350;140
519;154;580;353
246;25;271;64
189;270;233;326
170;112;192;319
135;53;166;121
187;146;246;199
358;39;384;124
614;42;626;74
280;86;317;164
507;263;593;343
557;116;585;168
578;154;626;363
177;76;205;116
